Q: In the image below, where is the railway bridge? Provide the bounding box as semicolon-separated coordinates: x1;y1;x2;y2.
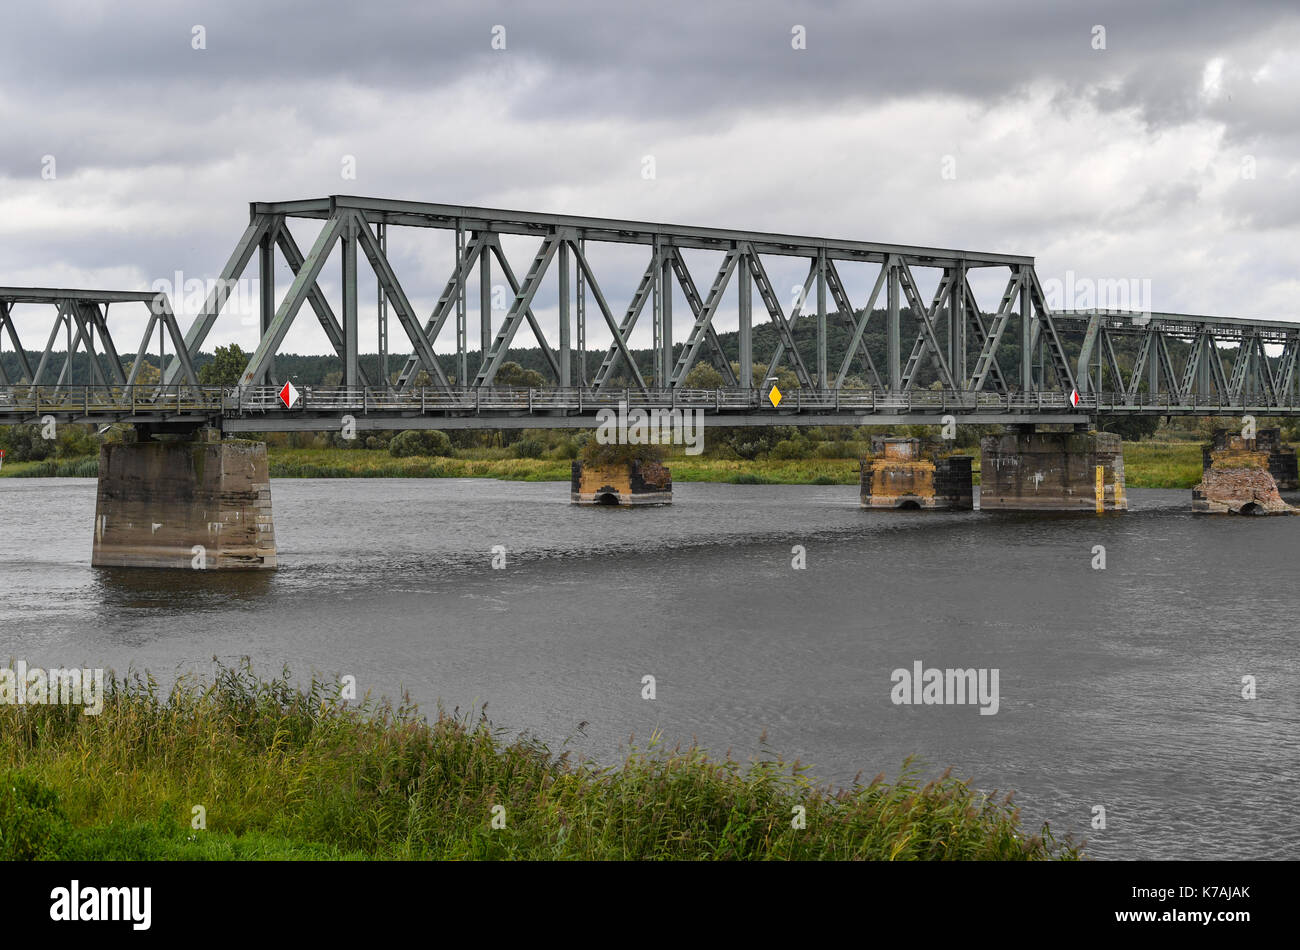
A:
1;196;1296;567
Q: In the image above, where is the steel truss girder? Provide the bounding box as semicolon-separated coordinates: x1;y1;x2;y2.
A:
0;290;196;391
967;271;1023;392
897;263;955;390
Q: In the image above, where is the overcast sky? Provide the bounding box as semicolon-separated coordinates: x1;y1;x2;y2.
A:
1;0;1297;360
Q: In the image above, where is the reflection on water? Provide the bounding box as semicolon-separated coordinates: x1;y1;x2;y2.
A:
92;567;275;608
1;475;1297;860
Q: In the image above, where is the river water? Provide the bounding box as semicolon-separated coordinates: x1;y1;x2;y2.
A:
1;476;1296;860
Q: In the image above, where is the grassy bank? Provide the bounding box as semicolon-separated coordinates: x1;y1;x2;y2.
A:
0;442;1206;489
0;663;1078;861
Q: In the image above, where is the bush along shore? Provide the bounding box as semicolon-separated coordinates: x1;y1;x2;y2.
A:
0;662;1080;860
0;441;1208;489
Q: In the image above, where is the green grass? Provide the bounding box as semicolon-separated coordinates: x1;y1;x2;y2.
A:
1119;441;1204;489
0;442;1210;490
0;456;100;477
0;662;1079;861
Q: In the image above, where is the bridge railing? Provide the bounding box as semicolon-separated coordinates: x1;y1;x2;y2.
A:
0;385;222;415
224;385;1093;413
2;385;1294;419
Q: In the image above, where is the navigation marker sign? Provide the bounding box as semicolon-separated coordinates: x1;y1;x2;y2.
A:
279;381;300;409
1069;388;1081;408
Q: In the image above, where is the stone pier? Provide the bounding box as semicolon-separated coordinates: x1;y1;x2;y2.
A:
92;430;277;569
859;437;973;510
1201;428;1298;492
1193;432;1296;515
571;459;672;505
979;427;1127;512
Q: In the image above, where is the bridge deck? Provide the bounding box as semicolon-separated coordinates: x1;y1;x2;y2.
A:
1;385;1295;432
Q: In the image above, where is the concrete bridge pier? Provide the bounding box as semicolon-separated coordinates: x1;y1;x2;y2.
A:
571;459;672;505
860;437;973;510
92;426;277;569
979;424;1127;513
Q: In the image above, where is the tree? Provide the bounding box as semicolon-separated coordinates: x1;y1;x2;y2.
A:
493;361;546;387
198;344;248;386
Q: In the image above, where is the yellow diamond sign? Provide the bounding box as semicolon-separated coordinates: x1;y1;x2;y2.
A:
768;384;783;407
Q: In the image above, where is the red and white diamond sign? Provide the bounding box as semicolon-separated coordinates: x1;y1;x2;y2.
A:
1069;388;1081;408
279;381;300;409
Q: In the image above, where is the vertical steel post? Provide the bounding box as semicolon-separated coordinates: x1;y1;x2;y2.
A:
1148;332;1159;398
576;237;587;388
738;249;752;388
455;223;466;386
887;259;900;391
949;264;965;388
558;237;571;388
479;238;491;379
259;227;277;385
376;222;389;389
1019;267;1032;392
816;249;827;389
342;216;359;389
651;239;663;385
661;247;673;388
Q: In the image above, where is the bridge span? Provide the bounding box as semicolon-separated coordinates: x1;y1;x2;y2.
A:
1;196;1297;569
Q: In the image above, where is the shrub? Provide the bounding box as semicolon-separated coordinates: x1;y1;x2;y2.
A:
511;437;546;459
0;773;72;859
770;438;815;460
389;429;453;458
578;439;665;467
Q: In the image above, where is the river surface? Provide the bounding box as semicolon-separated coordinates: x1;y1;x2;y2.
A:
1;476;1296;860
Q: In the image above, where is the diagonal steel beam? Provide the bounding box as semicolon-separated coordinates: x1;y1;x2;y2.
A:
165;213;274;384
591;256;655;392
0;302;35;383
1154;331;1181;402
669;248;741;387
831;259;888;389
571;240;649;394
475;233;562;386
81;302;127;385
1127;331;1153;404
759;258;817;388
1026;269;1076;393
962;277;1008;394
32;305;71;386
1100;327;1124;397
151;293;200;388
395;232;488;391
352;210;452;392
745;246;813;389
967;273;1022;392
666;249;738;385
276;225;372;388
897;263;955;390
239;213;345;387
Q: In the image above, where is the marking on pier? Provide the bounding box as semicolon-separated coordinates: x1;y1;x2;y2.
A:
278;381;300;409
1095;465;1105;513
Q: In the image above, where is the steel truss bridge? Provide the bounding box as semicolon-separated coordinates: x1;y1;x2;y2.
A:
2;195;1299;431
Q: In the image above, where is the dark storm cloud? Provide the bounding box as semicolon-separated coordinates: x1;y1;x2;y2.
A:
0;0;1297;343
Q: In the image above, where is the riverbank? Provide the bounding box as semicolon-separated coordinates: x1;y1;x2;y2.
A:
0;663;1079;860
0;440;1205;487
